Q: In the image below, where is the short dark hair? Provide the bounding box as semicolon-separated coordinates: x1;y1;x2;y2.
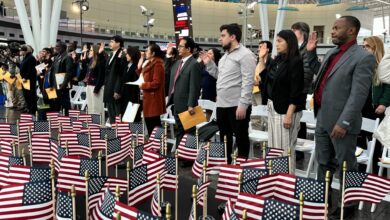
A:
126;46;141;65
56;41;67;51
42;47;53;54
181;37;196;53
340;15;361;35
259;40;273;54
148;43;165;59
220;23;242;42
277;30;300;60
111;35;124;47
291;22;310;41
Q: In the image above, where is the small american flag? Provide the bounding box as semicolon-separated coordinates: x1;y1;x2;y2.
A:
0;123;18;142
58;116;73;132
100;127;117;140
60;132;91;158
196;174;211;207
69;109;82;118
151;185;161;216
129;122;145;144
31;121;50;137
178;134;198;161
78;114;94;124
206;142;227;168
107;133;132;167
88;176;128;213
18;120;33;144
265;147;284;159
90;187;116;220
86;127;114;151
20;113;34;122
240;158;266;169
241;168;268;195
128;157;166;206
56;191;72;220
262;198;299;220
57;156;99;193
222;199;239;220
7;165;51;185
142;149;161;165
31;135;51;163
161;155;177;191
266;156;290;174
113;201;162;220
148;127;164;151
50;139;67;172
257;173;326;220
234;192;265;220
72;120;85;133
46;112;60;129
133;143;145;167
0;153;24;187
191;145;207;178
215;165;242;202
344;171;390;204
0;180;54;219
0;139;13;155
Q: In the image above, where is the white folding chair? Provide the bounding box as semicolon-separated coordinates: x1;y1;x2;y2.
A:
295;110;317;178
161;105;176;149
69;85;82;108
248;105;268;158
72;86;87;110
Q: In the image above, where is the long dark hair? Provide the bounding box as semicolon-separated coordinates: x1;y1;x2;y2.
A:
148;43;164;59
209;48;222;66
126;46;141;65
277;30;300;60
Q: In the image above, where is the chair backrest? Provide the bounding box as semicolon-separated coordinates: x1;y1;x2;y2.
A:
300;110;316;124
358;117;380;173
361;117;379;133
69;85;81;102
198;99;216;111
251;105;268;117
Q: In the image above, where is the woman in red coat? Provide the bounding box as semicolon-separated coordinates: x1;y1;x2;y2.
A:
138;44;166;135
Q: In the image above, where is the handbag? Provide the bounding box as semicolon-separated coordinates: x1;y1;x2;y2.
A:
373;108;390;148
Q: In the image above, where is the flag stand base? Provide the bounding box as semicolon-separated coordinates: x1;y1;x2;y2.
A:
198;215;215;220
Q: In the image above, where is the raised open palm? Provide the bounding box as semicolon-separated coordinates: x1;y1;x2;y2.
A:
307;32;318;51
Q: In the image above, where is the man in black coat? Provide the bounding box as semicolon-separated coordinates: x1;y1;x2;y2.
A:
19;45;37;114
103;35;125;125
49;41;74;115
168;37;202;147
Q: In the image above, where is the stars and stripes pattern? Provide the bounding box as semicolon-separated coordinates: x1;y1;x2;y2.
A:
60;132;91;158
72;120;88;133
7;165;51;185
234;192;264;220
0;123;18;142
215;165;242;202
241;168;268;195
161;155;177;190
191;145;207;178
113;201;162;220
263;198;300;220
86;127;115;151
90;187;117;220
20;113;34;122
58;116;73;132
31;135;51;163
142;149;161;165
68;109;82;118
50;139;67;172
151;185;161;217
57;156;99;193
0;139;13;155
18;120;33;144
206;142;227;168
222;199;239;220
0;153;24;187
46;112;60;129
178;134;198;161
133;143;145;167
128;157;166;206
88;176;128;213
31;121;50;137
257;173;326;219
344;171;390;204
0;180;54;219
107;133;132;167
148;127;165;151
56;191;73;220
265;147;284;159
196;175;211;207
129;122;145;144
239;158;267;169
266;156;290;174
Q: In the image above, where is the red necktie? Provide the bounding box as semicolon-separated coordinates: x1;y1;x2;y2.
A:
170;60;183;95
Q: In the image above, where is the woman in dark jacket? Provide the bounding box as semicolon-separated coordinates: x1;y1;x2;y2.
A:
81;44;106;115
137;44;166;135
121;46;142;122
258;30;305;171
200;48;220;102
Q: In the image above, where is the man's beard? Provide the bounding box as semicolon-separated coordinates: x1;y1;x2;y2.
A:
222;42;232;51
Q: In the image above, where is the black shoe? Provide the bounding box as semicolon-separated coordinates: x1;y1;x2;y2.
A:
180;160;193;168
329;206;356;220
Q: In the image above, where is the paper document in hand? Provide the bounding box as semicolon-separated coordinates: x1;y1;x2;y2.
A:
45;88;57;99
122;102;140;122
55;73;70;90
3;72;15;84
125;74;144;86
22;79;30;90
178;106;207;130
35;63;47;73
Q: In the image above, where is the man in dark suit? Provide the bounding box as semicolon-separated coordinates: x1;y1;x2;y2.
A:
168;37;202;148
308;16;375;219
103;35;125;125
49;41;74;115
19;45;37;114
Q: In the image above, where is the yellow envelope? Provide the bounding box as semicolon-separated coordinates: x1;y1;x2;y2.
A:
22;79;30;90
178;106;207;131
3;72;15;84
15;80;23;90
0;72;3;80
15;73;23;83
45;88;57;99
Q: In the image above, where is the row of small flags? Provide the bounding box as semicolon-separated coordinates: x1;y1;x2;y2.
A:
1;111;390;219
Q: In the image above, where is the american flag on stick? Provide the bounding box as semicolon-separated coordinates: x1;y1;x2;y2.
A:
90;187;117;220
31;135;52;163
222;199;239;220
0;139;13;155
46;112;60;129
0;153;24;187
7;165;51;185
56;191;74;220
0;123;18;142
106;133;132;167
178;134;198;161
148;127;165;152
50;139;67;172
113;201;162;220
60;132;91;158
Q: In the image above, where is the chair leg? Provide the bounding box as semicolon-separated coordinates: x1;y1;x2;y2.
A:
305;148;316;178
249;140;254;159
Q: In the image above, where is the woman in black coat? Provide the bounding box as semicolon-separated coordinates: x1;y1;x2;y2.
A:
120;46;142;122
258;30;305;171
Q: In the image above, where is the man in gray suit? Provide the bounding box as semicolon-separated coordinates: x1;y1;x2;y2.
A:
168;37;202;148
307;16;375;219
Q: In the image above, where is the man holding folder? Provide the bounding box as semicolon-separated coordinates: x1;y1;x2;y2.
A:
19;45;37;114
168;37;202;149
